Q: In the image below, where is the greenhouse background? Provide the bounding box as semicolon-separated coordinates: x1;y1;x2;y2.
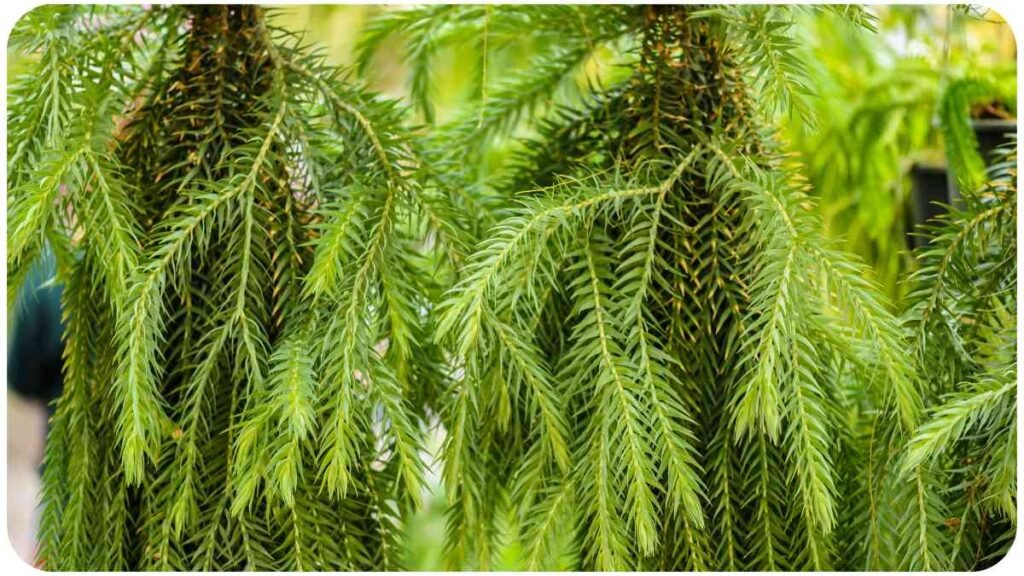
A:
4;3;1018;571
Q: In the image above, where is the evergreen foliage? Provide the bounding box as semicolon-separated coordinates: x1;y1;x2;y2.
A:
364;4;1014;571
10;5;464;570
7;3;1016;572
901;141;1017;569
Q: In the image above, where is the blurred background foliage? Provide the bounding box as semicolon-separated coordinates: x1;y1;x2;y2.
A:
5;3;1016;571
784;5;1016;298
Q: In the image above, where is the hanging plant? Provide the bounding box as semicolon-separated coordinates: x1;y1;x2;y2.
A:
9;5;465;570
8;4;1015;572
362;5;946;570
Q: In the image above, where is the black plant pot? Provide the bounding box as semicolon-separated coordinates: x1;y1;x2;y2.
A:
908;163;953;250
908;118;1016;249
972;118;1017;163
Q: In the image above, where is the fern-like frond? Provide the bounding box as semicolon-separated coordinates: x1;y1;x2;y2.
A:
939;78;995;193
903;367;1016;473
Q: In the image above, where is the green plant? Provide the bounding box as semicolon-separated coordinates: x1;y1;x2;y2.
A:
7;4;1015;573
901;141;1017;569
357;4;966;570
9;5;465;570
783;6;1016;298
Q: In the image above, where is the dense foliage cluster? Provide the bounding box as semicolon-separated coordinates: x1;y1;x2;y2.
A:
902;141;1017;569
6;4;1016;572
9;4;465;570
